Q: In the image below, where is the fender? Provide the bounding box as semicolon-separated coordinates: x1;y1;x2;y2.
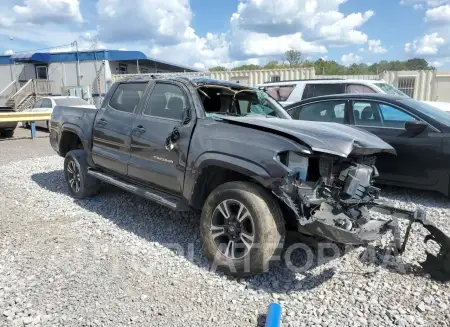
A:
184;152;283;207
60;123;95;167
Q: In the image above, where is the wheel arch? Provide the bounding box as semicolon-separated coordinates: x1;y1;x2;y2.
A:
59;124;86;157
188;153;272;210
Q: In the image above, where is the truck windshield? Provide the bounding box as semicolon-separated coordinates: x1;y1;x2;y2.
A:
198;86;291;119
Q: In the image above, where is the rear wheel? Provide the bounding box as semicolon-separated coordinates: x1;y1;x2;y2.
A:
201;181;285;276
64;150;100;198
2;130;14;138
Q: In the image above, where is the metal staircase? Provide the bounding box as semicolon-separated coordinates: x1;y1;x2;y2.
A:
0;79;52;111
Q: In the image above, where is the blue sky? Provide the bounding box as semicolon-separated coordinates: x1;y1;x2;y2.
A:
0;0;449;69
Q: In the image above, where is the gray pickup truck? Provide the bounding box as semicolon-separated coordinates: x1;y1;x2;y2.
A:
49;76;449;279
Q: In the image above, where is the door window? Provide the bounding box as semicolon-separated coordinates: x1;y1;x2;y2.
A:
352;101;417;128
144;83;187;120
296;100;347;123
41;99;52;108
346;84;376;94
265;85;295;101
380;104;417;128
302;84;345;100
109;83;147;113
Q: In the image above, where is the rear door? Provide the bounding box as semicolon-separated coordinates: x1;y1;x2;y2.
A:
92;82;149;175
128;81;196;195
349;99;442;186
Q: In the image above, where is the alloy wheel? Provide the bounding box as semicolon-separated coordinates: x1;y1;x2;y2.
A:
210;199;255;259
67;160;81;193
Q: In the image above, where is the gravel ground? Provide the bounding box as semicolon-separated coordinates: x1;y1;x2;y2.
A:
0;127;52;164
0;148;449;326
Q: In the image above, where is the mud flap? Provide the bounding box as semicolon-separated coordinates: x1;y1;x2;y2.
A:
369;201;450;282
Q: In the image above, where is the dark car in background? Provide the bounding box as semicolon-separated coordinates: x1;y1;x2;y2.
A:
286;94;450;196
0;107;17;138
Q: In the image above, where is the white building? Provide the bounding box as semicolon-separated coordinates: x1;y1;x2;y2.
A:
0;50;199;109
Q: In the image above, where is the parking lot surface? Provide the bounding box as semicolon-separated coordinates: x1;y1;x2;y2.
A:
0;135;449;327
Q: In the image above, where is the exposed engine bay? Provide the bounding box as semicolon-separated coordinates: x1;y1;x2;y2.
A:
273;153;450;282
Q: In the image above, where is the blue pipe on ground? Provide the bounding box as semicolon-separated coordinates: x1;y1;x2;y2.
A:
265;303;282;327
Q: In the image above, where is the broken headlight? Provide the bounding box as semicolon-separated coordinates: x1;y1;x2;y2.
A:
278;151;309;181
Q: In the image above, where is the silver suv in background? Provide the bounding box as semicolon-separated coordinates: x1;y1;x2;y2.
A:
257;79;411;106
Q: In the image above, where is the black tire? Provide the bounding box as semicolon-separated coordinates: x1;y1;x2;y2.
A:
201;181;285;277
2;130;14;138
64;150;101;199
23;122;30;128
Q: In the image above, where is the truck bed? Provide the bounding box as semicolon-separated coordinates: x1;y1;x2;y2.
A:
50;105;98;154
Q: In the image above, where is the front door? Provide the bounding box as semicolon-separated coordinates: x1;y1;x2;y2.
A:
92;82;148;175
350;100;442;186
128;81;196;195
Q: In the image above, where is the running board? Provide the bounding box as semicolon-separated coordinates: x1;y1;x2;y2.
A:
87;169;190;211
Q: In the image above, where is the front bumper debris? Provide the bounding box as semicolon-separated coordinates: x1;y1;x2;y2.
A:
369;201;450;282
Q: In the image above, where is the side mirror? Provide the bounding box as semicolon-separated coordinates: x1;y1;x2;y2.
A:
405;121;427;136
165;127;180;151
182;108;191;124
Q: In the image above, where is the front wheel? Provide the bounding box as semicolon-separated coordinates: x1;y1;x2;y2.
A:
64;150;100;199
201;181;285;276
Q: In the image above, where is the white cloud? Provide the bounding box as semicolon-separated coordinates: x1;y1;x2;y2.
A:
368;39;387;53
430;57;450;66
0;15;15;27
149;31;229;70
315;11;374;44
3;49;14;55
425;5;450;22
341;53;362;66
405;32;445;54
232;0;374;46
0;0;381;69
239;32;327;57
97;0;192;45
13;0;83;24
400;0;449;8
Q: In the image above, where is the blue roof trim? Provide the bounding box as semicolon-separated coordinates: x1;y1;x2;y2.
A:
0;50;200;71
0;50;148;63
0;56;12;64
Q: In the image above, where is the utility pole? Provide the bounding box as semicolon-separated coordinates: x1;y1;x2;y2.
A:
72;41;81;87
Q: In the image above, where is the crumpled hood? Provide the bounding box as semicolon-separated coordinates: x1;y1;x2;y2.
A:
218;116;396;157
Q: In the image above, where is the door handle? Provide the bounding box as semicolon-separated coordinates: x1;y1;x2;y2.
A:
133;125;146;133
95;118;107;126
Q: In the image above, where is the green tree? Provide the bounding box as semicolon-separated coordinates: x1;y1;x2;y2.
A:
284;50;303;66
263;60;280;69
405;58;431;70
208;66;228;72
231;64;262;71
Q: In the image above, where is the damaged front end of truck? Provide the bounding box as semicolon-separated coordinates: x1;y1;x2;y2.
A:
272;146;450;282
